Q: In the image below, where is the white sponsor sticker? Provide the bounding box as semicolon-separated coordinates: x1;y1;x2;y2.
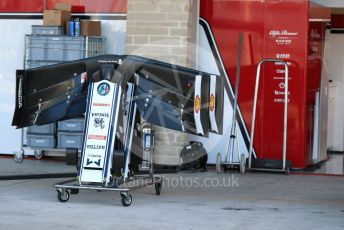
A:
80;80;118;183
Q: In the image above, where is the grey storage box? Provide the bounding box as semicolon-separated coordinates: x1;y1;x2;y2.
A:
27;123;56;134
32;25;65;36
26;61;59;69
57;132;83;149
46;36;65;61
58;118;84;132
25;35;106;63
25;35;47;61
26;134;56;148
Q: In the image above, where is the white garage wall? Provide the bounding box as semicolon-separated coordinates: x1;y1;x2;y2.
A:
0;19;35;154
327;33;344;151
312;0;344;8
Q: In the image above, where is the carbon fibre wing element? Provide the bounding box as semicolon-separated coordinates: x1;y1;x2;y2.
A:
12;55;224;136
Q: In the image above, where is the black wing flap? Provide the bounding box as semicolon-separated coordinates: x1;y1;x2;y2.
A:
12;55;224;137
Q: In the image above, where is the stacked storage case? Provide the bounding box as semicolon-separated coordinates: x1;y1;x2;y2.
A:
23;124;56;148
57;119;84;150
23;26;106;154
31;25;65;36
25;35;106;68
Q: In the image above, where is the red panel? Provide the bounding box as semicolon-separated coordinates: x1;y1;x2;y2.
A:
46;0;127;13
0;0;126;13
201;0;265;145
200;0;328;168
260;1;309;168
332;14;344;28
0;0;43;13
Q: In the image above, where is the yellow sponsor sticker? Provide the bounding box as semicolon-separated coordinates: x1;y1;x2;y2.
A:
210;94;215;112
195;95;201;113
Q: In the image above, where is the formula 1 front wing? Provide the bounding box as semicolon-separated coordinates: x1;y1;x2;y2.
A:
12;55;224;136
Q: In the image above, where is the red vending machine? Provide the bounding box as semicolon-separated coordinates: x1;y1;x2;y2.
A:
200;0;330;169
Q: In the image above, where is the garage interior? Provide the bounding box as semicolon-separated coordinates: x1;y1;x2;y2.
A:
0;0;343;229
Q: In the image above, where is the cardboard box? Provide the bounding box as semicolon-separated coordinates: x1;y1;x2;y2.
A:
43;10;71;26
81;20;101;36
43;3;71;26
43;10;70;26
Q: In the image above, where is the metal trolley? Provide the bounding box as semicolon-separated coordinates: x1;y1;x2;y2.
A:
14;35;106;163
54;81;163;206
216;32;246;174
54;175;163;207
14;119;85;163
247;59;291;174
54;124;162;207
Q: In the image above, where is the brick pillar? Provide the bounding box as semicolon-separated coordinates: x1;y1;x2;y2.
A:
125;0;199;68
125;0;199;166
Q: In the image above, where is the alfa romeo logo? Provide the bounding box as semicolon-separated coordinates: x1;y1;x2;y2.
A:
97;82;110;96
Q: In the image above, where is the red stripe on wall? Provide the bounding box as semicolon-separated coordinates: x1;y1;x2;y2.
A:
0;0;43;13
0;0;127;13
46;0;127;13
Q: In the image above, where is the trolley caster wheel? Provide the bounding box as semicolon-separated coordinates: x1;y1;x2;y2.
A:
70;189;79;195
120;192;132;207
216;153;222;174
14;151;24;163
34;150;43;160
240;153;246;174
57;190;70;202
285;167;290;175
155;182;162;195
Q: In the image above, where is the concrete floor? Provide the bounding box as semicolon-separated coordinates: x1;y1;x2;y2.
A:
0;158;343;230
314;154;344;175
0;156;74;175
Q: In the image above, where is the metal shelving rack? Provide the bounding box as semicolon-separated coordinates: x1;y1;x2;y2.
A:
14;31;107;163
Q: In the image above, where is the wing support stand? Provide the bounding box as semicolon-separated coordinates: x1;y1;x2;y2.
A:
54;75;162;207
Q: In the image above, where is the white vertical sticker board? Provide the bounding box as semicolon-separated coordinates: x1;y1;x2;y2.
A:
194;75;204;135
80;80;119;183
209;74;219;133
192;21;250;164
